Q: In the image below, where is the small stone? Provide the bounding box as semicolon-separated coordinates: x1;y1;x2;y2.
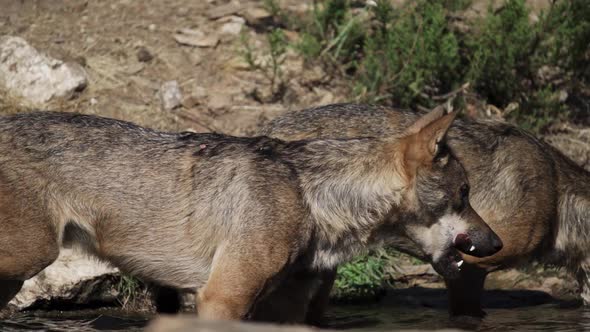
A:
208;93;232;110
90;97;98;105
225;56;251;70
558;90;568;103
136;47;153;62
174;29;219;48
220;17;245;35
182;85;208;108
148;23;157;31
206;2;245;19
158;80;183;111
176;7;190;17
123;63;144;75
192;86;208;100
320;92;334;105
241;7;272;25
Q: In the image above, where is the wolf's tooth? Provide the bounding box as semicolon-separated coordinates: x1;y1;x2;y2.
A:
457;260;464;267
469;245;475;252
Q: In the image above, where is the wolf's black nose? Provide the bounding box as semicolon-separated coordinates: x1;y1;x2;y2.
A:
491;234;503;252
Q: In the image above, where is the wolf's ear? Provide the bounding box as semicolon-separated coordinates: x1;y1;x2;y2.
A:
401;106;458;166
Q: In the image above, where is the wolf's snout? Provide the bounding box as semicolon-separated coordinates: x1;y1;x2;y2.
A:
458;230;503;258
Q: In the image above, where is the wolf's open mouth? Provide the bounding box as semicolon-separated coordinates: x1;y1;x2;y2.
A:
453;233;476;255
432;248;464;279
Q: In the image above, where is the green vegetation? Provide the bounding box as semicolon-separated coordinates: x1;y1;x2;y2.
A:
257;0;589;132
115;275;148;309
241;28;288;100
332;249;393;301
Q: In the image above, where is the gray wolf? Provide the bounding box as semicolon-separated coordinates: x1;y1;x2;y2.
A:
263;103;590;318
0;109;500;322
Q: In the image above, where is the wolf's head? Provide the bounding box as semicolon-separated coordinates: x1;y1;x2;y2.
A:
392;107;502;279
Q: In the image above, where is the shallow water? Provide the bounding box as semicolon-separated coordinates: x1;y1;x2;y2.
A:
1;289;588;331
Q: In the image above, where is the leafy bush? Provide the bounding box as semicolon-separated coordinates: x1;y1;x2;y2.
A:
466;0;535;106
332;249;392;301
259;0;588;131
358;0;461;106
295;0;366;68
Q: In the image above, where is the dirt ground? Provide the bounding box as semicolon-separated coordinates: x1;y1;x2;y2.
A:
0;0;351;135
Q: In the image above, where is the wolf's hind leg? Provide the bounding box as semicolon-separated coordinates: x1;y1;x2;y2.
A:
196;240;291;321
445;264;488;317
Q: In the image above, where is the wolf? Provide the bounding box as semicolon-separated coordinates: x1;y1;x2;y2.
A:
0;109;502;322
262;103;590;318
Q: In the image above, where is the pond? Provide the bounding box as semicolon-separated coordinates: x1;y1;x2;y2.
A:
1;288;587;332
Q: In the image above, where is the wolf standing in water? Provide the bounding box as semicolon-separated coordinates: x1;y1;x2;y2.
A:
0;108;500;321
264;103;590;318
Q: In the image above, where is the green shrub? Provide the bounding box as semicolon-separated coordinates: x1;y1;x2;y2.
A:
466;0;536;107
546;0;590;82
332;249;392;301
507;87;568;132
294;0;366;68
263;0;588;128
358;0;461;106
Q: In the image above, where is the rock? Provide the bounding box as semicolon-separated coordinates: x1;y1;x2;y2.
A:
219;16;245;36
137;47;154;62
241;7;272;26
558;90;568;103
182;86;208;108
0;36;88;105
394;264;437;276
146;315;323;332
317;89;334;105
225;56;251;70
174;29;219;48
159;80;183;111
123;62;145;75
207;93;232;110
206;2;245;19
9;249;117;309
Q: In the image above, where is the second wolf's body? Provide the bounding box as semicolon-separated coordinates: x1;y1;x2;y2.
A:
263;103;590;317
0;110;501;322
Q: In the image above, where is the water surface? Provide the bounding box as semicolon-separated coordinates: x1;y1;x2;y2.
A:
1;289;587;331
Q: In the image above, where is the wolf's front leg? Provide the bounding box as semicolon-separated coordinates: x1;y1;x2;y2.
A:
249;268;335;324
444;263;488;317
196;241;291;321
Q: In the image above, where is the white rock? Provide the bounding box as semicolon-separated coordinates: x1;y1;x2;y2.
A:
241;7;272;25
159;80;183;111
220;17;245;35
174;29;219;48
0;36;88;105
10;249;117;309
